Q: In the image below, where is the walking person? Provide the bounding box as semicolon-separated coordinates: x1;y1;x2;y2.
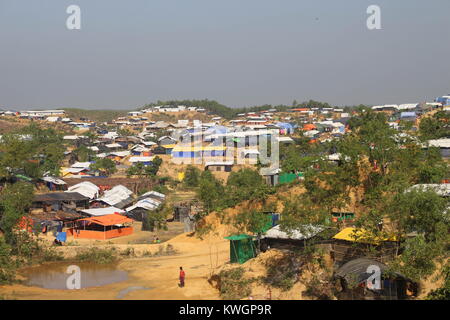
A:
179;266;185;287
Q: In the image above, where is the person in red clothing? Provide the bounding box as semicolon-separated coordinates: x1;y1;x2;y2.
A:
179;266;185;287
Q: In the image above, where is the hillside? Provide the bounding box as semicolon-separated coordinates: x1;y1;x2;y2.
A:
64;108;129;123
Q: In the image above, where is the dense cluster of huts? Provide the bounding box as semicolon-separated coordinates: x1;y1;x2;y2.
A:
24;181;166;241
1;95;449;299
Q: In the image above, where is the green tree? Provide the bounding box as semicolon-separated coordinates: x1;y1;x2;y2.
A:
225;168;273;205
90;158;117;176
197;171;224;213
419;112;449;140
127;162;145;178
0;182;34;243
142;204;170;232
73;145;94;162
183;165;201;188
0;123;64;179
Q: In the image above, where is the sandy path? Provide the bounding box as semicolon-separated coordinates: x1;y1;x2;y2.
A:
0;234;230;300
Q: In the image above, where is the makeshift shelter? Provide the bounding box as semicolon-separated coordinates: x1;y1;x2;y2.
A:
66;181;99;199
158;136;177;146
32;192;89;212
204;161;233;172
330;212;355;226
125;198;162;221
224;234;257;264
41;177;67;191
334;258;417;300
95;185;134;209
137;190;166;202
260;224;325;251
18;211;83;234
129;156;155;165
331;228;398;266
275;122;295;134
303;123;317;131
279;172;303;184
260;167;281;186
171;145;227;159
69;214;133;240
173;203;191;222
80;206;125;217
400;112;417;121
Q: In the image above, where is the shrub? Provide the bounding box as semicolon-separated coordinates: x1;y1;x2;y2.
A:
74;247;118;264
0;238;16;284
120;247;136;257
218;267;254;300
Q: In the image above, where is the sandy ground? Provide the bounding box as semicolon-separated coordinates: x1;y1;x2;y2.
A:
0;231;230;300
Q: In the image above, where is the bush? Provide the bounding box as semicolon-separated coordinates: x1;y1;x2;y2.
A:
153;184;169;195
262;248;321;291
120;247;136;257
218;267;254;300
74;247;118;264
0;238;16;284
183;166;201;188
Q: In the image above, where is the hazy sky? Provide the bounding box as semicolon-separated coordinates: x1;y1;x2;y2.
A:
1;0;449;110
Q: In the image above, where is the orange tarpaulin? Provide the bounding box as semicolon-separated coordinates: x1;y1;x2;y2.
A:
77;214;133;226
303;124;317;131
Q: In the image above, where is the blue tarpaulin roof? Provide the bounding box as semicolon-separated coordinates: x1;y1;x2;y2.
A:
275;122;294;129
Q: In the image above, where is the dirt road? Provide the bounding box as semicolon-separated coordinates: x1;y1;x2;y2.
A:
0;233;230;300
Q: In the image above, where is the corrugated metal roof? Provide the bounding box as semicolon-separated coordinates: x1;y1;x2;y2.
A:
129;156;155;163
97;185;134;207
67;182;99;199
42;177;67;185
34;192;89;202
262;224;324;240
126;198;161;212
81;206;125;216
263;225;325;240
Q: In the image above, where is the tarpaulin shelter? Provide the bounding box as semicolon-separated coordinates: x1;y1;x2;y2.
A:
69;214;133;240
303;123;317;131
275;122;295;134
260;224;325;251
279;172;303;184
224;234;257;264
332;228;398;265
334;258;417;300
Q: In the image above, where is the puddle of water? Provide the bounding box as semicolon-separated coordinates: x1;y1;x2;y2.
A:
21;262;128;290
116;286;152;299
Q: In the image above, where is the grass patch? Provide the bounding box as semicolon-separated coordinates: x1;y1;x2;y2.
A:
74;247;118;264
141;244;177;258
120;247;136;257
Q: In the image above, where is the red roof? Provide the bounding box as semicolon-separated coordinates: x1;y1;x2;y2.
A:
292;108;310;112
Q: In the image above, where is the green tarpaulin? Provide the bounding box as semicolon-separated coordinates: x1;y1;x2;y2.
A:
279;172;303;184
224;234;257;264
